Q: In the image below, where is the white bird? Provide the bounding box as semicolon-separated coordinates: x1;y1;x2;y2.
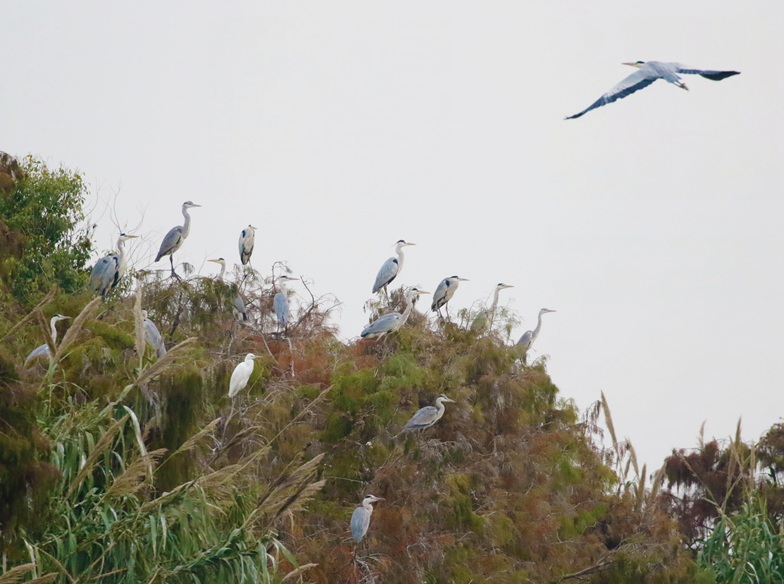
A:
238;225;257;266
208;258;248;321
351;494;384;545
372;240;415;303
404;394;456;431
431;276;469;320
142;310;166;358
517;308;556;363
566;61;740;120
471;283;514;335
155;201;201;277
229;353;257;398
24;314;70;367
361;287;430;339
89;233;138;297
274;275;299;333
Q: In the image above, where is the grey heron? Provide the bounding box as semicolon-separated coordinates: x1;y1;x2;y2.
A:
431;276;469;320
471;283;514;335
24;314;70;367
155;201;201;277
229;353;257;398
89;233;138;297
208;258;248;321
404;394;456;431
360;287;430;339
351;494;384;545
372;240;415;303
142;310;166;359
274;275;299;333
517;308;556;364
566;61;740;119
238;225;257;266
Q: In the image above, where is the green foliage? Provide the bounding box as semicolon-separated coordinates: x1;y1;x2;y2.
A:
0;156;93;303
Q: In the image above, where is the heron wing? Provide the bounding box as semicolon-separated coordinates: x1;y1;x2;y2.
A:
471;310;489;333
89;254;119;295
25;344;50;367
360;313;401;338
675;66;740;81
431;279;449;311
155;226;183;261
566;69;658;119
239;230;254;265
274;292;289;325
372;257;399;293
405;405;438;429
517;330;533;349
351;507;369;543
234;294;248;321
144;318;163;353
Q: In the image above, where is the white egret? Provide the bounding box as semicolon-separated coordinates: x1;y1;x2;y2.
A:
229;353;258;398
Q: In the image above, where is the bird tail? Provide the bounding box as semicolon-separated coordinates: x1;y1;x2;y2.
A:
242;311;248;322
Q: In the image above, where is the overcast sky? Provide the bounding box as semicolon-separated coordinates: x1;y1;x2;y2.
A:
3;2;782;473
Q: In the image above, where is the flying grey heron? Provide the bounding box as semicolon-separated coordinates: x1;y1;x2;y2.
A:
274;275;298;333
208;258;248;321
372;240;415;303
24;314;70;367
517;308;556;364
566;61;740;119
404;394;456;431
142;310;166;358
351;494;384;545
471;283;514;335
238;225;257;266
360;287;430;339
155;201;201;277
431;276;469;320
229;353;257;398
89;233;138;297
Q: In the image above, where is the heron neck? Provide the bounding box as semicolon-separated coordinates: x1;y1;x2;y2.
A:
181;207;192;238
436;398;446;418
396;246;405;271
218;262;226;281
277;280;288;294
50;318;59;344
363;500;375;513
400;294;416;324
532;312;544;340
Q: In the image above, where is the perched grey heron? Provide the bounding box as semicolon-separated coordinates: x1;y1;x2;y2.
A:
471;283;514;335
431;276;469;320
142;310;166;358
155;201;201;277
89;233;138;297
208;258;248;321
372;240;415;302
24;314;70;367
566;61;740;119
238;225;257;266
274;275;299;333
229;353;257;398
351;494;384;545
405;394;456;431
360;287;430;339
517;308;556;363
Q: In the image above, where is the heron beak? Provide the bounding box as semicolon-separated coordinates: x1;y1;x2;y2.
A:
406;242;416;247
191;204;202;208
125;235;139;239
418;290;431;295
622;62;641;68
458;278;470;282
208;259;220;263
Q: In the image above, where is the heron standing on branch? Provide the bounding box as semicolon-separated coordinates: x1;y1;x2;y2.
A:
372;240;415;303
351;494;384;547
89;233;138;297
208;258;248;321
24;314;70;367
405;394;456;431
517;308;556;364
361;287;429;339
431;276;469;320
155;201;201;277
471;283;513;335
238;225;257;266
274;275;298;334
566;61;740;119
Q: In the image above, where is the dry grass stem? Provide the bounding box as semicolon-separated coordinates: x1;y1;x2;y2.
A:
55;296;103;360
134;337;199;387
0;287;56;344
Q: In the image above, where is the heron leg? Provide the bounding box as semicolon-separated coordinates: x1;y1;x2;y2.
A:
676;80;689;91
383;285;390;305
169;255;180;280
445;304;450;322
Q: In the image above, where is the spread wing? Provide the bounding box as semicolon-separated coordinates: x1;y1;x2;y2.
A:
156;226;183;261
566;69;658;120
373;257;399;293
675;66;740;81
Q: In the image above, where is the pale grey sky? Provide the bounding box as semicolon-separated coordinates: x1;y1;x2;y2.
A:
3;2;782;472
